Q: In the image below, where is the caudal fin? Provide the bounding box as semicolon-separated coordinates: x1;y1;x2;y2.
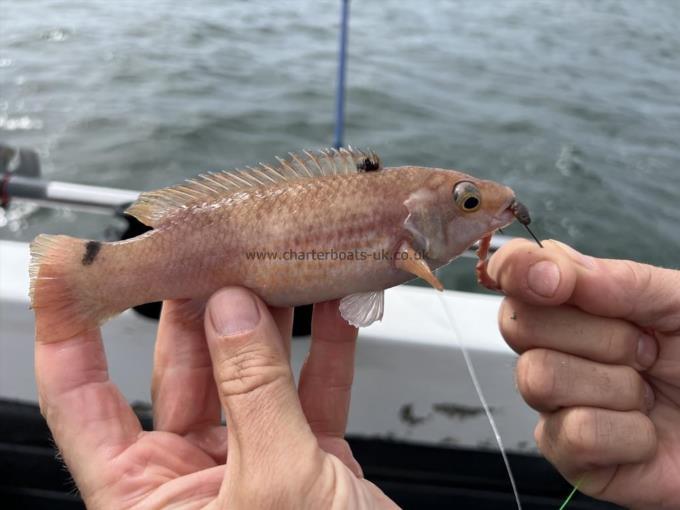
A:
29;234;117;342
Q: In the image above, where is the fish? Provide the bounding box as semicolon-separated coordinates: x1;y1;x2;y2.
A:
29;147;525;342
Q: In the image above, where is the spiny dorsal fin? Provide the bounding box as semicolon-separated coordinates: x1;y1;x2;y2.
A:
125;147;381;227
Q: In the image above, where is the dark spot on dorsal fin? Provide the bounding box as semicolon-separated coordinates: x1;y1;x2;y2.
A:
82;240;102;266
356;154;381;172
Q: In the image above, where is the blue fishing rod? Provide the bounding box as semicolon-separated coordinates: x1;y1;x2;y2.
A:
333;0;350;149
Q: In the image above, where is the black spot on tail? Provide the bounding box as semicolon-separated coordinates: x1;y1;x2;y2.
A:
357;154;381;172
82;241;102;266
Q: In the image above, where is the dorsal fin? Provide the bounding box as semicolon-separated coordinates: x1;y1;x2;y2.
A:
125;147;381;227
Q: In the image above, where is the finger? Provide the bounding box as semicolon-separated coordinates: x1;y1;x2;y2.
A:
152;299;221;432
151;299;227;461
515;349;654;413
535;407;657;484
499;299;658;370
299;300;358;436
298;300;360;474
35;329;141;495
204;287;318;477
487;239;578;306
488;239;680;334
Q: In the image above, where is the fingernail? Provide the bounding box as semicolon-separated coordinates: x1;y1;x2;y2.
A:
636;333;658;369
644;382;655;411
209;288;261;337
553;241;596;270
527;261;561;297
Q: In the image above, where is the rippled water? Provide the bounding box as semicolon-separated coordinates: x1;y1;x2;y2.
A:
2;0;679;289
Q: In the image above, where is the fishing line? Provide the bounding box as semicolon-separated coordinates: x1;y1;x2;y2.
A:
558;476;584;510
435;290;523;510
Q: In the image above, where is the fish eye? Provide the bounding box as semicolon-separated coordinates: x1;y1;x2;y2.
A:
453;182;482;212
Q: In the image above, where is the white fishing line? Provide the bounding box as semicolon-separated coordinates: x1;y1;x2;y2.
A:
435;291;522;510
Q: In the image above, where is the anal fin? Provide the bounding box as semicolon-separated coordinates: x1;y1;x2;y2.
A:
339;290;384;327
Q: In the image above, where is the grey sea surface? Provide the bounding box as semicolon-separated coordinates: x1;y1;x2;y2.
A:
2;0;679;291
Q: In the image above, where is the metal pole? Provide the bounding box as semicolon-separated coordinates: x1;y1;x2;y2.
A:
4;175;139;214
333;0;350;149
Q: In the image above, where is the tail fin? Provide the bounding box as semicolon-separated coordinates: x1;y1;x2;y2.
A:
29;234;118;342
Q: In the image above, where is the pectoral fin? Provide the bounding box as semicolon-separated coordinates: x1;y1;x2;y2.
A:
395;241;444;291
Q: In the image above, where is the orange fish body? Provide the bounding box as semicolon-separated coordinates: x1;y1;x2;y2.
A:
29;148;517;341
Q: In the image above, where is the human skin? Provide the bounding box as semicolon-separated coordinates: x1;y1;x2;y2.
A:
487;239;680;510
34;288;399;509
35;238;680;509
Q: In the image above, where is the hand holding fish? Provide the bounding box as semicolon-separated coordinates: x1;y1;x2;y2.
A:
28;148;539;507
34;288;398;509
489;239;680;510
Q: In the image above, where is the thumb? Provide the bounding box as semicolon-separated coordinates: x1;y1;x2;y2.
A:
488;239;680;333
204;287;318;477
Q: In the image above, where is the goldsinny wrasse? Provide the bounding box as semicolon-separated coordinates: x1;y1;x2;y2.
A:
29;148;530;341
